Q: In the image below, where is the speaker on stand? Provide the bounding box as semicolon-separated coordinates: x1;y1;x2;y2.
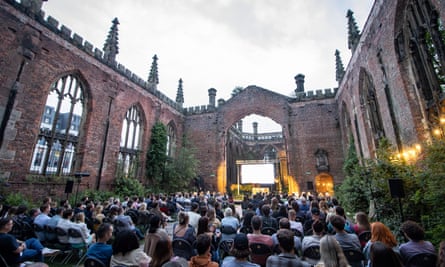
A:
388;178;405;222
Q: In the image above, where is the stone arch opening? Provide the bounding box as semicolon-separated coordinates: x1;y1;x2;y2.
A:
314;172;334;197
216;86;298;195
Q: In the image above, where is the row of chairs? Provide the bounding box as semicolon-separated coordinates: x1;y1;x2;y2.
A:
34;224;88;266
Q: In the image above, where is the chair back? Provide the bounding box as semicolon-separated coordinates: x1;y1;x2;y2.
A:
358;231;371;247
221;225;237;234
406;253;437;267
172;238;194;260
239;226;253;234
45;224;59;243
249;243;272;267
343;249;364;267
292;229;303;239
303;245;321;260
261;227;276;236
84;257;106;267
68;227;87;246
56;226;70;244
218;239;234;261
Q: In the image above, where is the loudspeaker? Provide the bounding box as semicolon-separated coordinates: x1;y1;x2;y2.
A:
388;179;405;198
307;181;314;191
64;180;74;194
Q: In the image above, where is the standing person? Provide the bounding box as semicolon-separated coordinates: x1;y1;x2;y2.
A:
266;229;305;267
86;223;113;267
316;235;350;267
189;234;219;267
110;230;151;267
221;233;260;267
369;241;403;267
399;220;436;264
0;217;47;265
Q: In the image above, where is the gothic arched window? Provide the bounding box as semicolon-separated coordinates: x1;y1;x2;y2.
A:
118;105;143;177
398;0;445;134
359;71;385;147
30;74;85;175
166;122;176;157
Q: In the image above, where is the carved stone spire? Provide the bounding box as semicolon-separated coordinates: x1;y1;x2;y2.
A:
103;18;119;63
347;10;361;53
176;78;184;105
335;49;345;83
148;54;159;88
294;73;305;93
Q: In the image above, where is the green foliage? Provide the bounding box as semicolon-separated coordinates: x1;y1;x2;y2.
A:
81;189;115;203
114;177;145;197
146;122;168;187
337;137;445;246
163;136;198;192
231;86;244;97
5;192;32;207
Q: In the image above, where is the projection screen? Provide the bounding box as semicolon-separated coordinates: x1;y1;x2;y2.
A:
240;163;275;184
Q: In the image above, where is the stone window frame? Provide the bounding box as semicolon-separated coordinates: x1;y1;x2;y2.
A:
118;104;143;178
30;74;85;176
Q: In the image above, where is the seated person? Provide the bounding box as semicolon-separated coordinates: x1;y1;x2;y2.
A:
302;220;324;251
56;208;76;244
266;229;305;267
110;230;150;267
222;233;260;267
330;215;361;252
72;212;95;245
260;205;278;230
271;218;302;255
247;215;273;248
399;220;436;264
189;234;219;267
86;223;113;267
115;207;144;239
172;211;196;246
0;217;46;265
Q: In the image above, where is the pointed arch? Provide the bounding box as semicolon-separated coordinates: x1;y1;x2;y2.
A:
118;104;144;178
359;69;385;154
395;0;445;138
30;73;86;175
166;121;177;157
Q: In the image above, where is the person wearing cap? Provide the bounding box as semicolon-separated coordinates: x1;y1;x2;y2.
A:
221;233;260;267
266;229;307;267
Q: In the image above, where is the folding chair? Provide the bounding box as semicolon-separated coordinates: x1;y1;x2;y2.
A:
302;245;321;265
218;239;234;262
56;227;74;264
83;257;106;267
68;228;89;267
261;227;276;236
172;238;195;260
249;243;272;267
343;249;365;267
406;253;437;267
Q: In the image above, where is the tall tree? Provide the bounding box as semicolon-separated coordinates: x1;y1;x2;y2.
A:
146;122;167;188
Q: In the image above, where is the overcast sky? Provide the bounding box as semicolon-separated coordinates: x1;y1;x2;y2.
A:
42;0;374;132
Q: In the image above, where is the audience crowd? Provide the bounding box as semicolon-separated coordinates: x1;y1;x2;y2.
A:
0;191;443;267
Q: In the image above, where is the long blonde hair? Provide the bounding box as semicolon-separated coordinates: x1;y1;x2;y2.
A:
319;235;350;267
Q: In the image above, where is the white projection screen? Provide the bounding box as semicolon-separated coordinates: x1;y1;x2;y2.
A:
240;163;275;184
